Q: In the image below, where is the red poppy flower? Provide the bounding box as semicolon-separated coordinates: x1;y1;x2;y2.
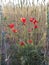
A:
33;19;38;24
28;39;32;44
19;41;25;46
12;28;18;33
21;17;26;24
30;18;34;22
34;25;38;29
8;23;14;28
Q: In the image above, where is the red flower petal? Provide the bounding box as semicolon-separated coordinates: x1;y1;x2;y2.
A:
34;25;38;29
12;29;18;33
19;41;25;46
8;23;14;28
28;39;32;44
30;18;35;22
33;20;38;24
21;17;26;24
